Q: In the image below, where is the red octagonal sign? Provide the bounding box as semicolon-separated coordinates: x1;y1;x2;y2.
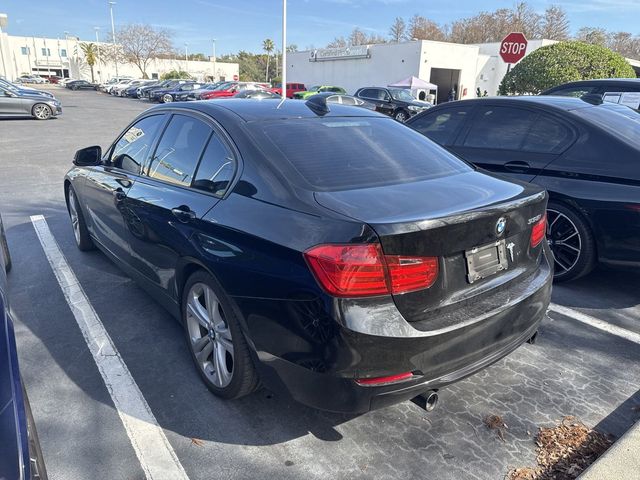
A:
500;32;528;64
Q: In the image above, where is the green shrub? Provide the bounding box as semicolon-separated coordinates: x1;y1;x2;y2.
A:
499;41;636;95
160;70;192;80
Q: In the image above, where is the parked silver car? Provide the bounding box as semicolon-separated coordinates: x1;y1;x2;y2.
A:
0;85;62;120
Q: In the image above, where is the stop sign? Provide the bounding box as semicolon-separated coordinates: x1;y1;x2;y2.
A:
233;74;239;81
500;32;528;64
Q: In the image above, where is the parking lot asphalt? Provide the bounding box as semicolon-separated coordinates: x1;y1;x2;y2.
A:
1;87;639;480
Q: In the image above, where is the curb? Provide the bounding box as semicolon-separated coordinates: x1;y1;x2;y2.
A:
579;420;640;480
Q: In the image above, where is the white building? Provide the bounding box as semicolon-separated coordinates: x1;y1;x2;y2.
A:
287;39;640;103
0;13;238;83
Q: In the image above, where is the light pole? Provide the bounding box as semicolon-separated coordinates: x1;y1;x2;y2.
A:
94;26;101;82
64;31;71;79
281;0;287;100
184;43;188;74
108;1;118;79
211;38;216;81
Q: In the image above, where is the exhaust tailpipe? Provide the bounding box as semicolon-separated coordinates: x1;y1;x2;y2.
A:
411;390;438;412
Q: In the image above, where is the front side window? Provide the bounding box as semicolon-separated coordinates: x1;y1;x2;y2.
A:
111;115;166;174
464;106;536;150
147;115;212;187
193;133;235;196
410;107;471;146
389;88;414;102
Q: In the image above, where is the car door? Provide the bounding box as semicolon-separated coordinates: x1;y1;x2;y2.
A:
0;87;27;115
122;111;236;304
450;104;575;183
81;113;168;264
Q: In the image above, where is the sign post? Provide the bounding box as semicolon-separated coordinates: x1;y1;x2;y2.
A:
500;32;528;73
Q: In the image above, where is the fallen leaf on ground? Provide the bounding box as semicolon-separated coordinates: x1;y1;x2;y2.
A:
506;416;612;480
190;438;205;447
484;414;508;441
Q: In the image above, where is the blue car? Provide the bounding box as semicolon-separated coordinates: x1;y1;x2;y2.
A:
149;82;202;103
0;214;48;480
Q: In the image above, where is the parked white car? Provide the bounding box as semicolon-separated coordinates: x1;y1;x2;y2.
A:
111;79;145;96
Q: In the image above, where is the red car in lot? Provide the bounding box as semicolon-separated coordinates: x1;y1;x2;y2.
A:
270;82;306;98
201;82;270;100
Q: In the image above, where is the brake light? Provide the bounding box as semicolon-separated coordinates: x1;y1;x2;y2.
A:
530;213;547;247
355;372;414;386
304;244;438;297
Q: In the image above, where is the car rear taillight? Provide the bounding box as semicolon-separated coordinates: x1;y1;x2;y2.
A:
355;372;414;386
304;244;438;297
530;214;547;247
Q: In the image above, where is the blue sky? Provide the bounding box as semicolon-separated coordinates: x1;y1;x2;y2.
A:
2;0;639;55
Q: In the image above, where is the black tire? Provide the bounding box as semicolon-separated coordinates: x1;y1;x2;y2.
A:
182;269;259;399
547;201;596;282
394;109;409;122
31;103;52;120
1;219;11;273
67;186;95;251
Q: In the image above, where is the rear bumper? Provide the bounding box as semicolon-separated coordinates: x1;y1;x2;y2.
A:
251;247;552;413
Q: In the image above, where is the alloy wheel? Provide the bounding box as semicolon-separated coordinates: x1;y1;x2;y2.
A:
546;208;582;277
163;94;173;103
186;283;234;388
33;104;51;120
395;111;408;122
68;189;81;245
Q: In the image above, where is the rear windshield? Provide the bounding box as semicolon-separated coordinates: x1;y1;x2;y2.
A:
575;104;640;146
253;117;471;191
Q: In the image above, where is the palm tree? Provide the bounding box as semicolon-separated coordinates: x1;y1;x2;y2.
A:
79;42;99;82
262;38;275;82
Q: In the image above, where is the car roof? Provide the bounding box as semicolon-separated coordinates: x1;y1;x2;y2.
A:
547;78;640;88
433;96;596;112
151;98;383;122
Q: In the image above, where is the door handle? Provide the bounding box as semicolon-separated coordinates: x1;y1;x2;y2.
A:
171;206;196;223
504;161;531;173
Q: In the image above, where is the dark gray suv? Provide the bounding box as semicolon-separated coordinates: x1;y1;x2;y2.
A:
354;86;432;122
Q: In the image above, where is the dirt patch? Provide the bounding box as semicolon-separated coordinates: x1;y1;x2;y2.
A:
507;416;613;480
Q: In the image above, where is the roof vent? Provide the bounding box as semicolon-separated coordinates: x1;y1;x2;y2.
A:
580;93;604;106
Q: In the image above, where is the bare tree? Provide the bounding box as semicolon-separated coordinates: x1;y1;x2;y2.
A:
608;31;640;59
389;17;406;42
509;2;541;39
105;24;173;78
408;14;446;41
576;27;609;46
349;28;368;46
326;37;347;48
541;5;570;40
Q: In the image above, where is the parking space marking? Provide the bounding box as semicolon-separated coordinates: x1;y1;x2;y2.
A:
30;215;190;480
549;303;640;345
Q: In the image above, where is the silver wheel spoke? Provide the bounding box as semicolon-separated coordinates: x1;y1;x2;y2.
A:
557;242;580;253
214;343;231;386
195;337;213;364
557;230;578;242
217;333;234;357
187;298;210;329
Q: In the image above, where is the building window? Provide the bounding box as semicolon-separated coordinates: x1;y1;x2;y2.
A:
21;47;29;55
41;48;51;57
151;73;158;79
60;49;67;57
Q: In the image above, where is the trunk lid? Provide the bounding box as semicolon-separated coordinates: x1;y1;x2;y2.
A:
314;170;548;323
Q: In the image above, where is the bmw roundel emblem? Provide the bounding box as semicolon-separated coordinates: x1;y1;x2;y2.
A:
496;217;507;236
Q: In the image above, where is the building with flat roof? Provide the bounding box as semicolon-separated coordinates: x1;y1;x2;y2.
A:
0;13;238;83
287;39;640;103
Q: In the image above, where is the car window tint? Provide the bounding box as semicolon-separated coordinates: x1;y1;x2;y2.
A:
464;106;535;150
576;104;640;146
340;96;357;105
147;114;211;186
359;89;375;99
523;114;573;153
410;107;470;145
549;86;595;97
257;117;471;191
111;115;166;174
193;133;235;196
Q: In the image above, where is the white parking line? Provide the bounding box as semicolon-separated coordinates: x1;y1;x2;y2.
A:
30;215;190;480
548;303;640;345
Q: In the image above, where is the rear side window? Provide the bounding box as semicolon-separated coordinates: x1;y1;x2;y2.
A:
111;114;166;174
256;117;471;191
576;105;640;146
523;114;573;153
547;86;595;98
193;133;235;196
147;114;211;186
410;107;471;145
463;106;535;150
358;88;376;99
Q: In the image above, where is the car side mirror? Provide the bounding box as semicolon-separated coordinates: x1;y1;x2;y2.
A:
73;145;102;166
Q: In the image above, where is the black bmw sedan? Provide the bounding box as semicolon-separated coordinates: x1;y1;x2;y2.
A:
407;96;640;282
64;99;552;413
